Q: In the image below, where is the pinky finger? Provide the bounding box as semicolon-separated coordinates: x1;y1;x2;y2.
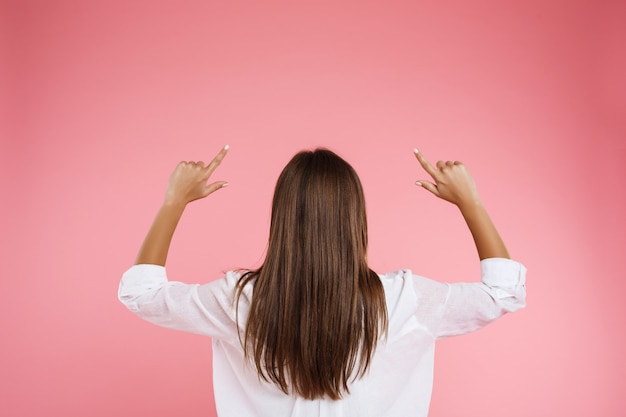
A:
203;181;229;197
416;180;440;197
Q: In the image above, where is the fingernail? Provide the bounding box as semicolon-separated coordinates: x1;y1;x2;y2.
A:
224;144;230;150
413;148;419;154
415;181;422;187
221;183;229;188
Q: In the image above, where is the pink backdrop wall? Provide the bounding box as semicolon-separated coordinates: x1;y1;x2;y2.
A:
2;0;625;416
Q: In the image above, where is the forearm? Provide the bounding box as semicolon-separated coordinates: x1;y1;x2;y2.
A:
135;202;186;266
458;200;510;260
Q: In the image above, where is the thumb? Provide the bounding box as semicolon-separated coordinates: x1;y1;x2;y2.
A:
416;180;440;197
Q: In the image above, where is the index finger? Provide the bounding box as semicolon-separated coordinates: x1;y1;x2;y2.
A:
413;148;439;180
204;144;229;175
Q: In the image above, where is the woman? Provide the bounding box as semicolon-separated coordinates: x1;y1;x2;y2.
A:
118;145;526;416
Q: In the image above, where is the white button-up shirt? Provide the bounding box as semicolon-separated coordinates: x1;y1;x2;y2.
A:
119;258;526;416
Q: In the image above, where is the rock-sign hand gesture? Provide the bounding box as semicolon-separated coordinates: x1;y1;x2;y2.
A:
135;145;230;266
412;148;509;260
164;145;230;207
413;148;481;209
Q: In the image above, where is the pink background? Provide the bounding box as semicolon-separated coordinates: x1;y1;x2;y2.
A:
2;0;625;416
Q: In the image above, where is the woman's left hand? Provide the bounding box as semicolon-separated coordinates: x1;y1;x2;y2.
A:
164;145;229;207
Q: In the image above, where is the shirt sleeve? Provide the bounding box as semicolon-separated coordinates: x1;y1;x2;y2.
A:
430;258;527;338
118;264;243;343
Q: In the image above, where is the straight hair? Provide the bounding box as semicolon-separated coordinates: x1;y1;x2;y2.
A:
235;148;388;400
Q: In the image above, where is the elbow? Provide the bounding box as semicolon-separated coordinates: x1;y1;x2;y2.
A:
497;285;526;314
118;292;140;313
118;280;142;312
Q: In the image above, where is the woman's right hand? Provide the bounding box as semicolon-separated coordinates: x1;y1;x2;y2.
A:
413;148;510;260
413;148;482;209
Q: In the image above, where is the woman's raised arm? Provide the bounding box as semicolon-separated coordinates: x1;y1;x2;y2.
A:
413;148;510;260
134;145;230;266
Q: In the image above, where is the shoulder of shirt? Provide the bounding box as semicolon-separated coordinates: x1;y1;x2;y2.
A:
378;269;435;283
378;269;449;294
378;269;412;279
378;269;424;292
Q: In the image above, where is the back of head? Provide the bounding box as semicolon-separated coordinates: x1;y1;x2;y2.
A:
236;148;388;400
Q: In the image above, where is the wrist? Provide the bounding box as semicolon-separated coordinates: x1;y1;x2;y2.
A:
456;197;484;215
162;197;187;212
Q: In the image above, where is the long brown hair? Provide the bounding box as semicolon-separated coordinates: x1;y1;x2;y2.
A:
235;148;388;400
